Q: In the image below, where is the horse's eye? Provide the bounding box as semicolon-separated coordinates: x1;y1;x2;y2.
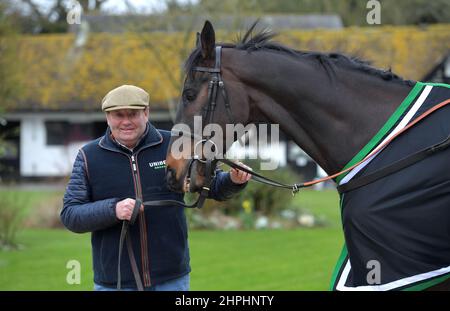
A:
183;89;197;102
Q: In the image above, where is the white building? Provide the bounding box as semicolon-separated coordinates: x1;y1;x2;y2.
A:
0;110;171;180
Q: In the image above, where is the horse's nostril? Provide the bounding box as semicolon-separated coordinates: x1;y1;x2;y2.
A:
166;167;182;192
166;167;176;182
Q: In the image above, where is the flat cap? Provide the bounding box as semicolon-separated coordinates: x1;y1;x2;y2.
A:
101;85;149;112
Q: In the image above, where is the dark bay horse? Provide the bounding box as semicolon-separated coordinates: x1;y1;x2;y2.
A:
165;21;450;290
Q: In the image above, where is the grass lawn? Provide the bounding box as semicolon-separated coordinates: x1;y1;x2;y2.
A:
190;227;343;290
0;189;343;290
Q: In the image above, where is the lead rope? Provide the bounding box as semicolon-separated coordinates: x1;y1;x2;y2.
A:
117;198;143;291
302;98;450;188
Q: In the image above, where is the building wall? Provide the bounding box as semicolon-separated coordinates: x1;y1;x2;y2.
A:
5;111;172;178
20;116;87;177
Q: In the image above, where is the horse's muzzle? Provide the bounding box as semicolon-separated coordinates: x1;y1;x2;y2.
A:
166;167;184;193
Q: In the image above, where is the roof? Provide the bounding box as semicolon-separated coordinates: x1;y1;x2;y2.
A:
8;24;450;112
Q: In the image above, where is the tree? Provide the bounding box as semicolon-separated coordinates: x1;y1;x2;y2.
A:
5;0;106;34
0;2;21;180
0;2;21;112
196;0;450;26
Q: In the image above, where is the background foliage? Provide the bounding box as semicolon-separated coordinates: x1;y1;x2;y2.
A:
7;24;450;112
194;0;450;26
5;0;450;34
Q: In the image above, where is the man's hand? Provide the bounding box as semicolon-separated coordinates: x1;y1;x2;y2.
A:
115;198;144;221
230;161;252;184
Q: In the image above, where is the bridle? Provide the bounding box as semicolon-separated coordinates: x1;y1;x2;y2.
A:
194;46;235;127
170;45;237;206
170;45;305;203
171;45;309;197
170;46;307;198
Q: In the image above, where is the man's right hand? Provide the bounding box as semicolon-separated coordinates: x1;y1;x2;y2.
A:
115;198;144;221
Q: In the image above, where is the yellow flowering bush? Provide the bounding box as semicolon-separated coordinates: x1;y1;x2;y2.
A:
11;24;450;111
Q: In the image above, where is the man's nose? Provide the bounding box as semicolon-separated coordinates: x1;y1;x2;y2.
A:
122;115;133;123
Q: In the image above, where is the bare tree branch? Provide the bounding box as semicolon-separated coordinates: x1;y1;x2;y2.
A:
21;0;46;21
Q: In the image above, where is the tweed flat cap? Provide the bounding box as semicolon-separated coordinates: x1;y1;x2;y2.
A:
101;85;149;112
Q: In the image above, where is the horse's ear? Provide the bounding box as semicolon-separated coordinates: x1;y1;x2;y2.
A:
196;32;201;48
200;20;215;60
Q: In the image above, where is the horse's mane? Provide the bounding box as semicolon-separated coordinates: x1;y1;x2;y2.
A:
185;22;415;86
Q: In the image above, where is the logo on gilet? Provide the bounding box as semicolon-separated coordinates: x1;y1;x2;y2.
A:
149;160;166;170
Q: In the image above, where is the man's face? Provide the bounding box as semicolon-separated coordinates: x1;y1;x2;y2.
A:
106;108;149;148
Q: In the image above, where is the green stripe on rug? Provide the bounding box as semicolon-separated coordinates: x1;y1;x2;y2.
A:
336;82;425;184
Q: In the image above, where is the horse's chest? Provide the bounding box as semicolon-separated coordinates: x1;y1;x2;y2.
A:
338;84;450;289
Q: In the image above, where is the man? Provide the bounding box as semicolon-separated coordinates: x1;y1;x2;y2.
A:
61;85;251;291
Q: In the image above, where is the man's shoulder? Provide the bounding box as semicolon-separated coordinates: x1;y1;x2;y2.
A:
157;129;171;138
81;136;103;152
156;129;172;144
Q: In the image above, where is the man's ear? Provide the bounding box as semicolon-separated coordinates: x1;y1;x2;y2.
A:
200;20;215;60
105;112;111;127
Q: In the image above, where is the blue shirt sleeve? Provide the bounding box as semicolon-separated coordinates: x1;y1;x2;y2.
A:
207;170;248;201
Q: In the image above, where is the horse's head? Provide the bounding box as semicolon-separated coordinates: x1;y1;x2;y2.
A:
166;21;251;193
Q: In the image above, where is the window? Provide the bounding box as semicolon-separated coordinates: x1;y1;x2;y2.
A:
46;121;95;146
67;123;93;143
45;121;69;146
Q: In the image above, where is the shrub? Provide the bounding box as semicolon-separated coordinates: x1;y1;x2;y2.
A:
0;191;30;250
195;160;303;217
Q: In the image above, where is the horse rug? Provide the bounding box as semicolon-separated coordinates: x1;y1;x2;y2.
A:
331;82;450;291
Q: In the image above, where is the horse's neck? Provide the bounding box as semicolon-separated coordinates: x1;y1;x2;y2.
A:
231;51;413;174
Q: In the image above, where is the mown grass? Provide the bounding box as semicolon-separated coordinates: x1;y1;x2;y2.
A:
0;189;343;290
190;227;343;290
